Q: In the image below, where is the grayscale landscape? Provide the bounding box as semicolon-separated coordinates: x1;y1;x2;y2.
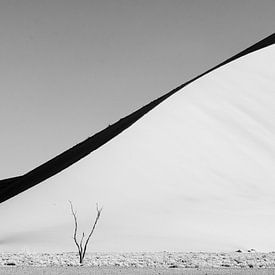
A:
0;1;275;275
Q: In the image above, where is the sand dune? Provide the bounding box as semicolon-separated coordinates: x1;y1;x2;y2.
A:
0;34;274;252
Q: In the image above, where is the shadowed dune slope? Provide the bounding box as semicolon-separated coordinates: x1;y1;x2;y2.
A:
0;33;274;252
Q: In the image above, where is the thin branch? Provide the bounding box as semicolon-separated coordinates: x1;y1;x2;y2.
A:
69;201;103;263
83;203;103;256
69;200;81;258
80;232;85;257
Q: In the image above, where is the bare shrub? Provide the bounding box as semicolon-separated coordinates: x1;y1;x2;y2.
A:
69;200;103;264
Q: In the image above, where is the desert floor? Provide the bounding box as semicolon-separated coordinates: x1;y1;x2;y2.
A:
1;252;275;274
1;267;275;275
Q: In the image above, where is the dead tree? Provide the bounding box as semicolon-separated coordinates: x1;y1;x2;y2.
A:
69;200;103;264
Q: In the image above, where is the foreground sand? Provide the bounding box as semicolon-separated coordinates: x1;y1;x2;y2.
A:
1;252;275;274
2;252;275;268
1;267;275;275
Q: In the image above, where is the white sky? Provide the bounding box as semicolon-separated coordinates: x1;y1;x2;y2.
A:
0;0;274;178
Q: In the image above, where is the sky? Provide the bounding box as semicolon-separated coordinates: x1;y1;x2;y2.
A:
0;0;274;179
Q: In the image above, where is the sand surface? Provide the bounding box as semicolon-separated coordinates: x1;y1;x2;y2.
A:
1;252;275;268
1;267;275;275
1;252;275;274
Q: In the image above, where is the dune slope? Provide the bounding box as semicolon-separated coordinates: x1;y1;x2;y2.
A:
0;35;274;252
